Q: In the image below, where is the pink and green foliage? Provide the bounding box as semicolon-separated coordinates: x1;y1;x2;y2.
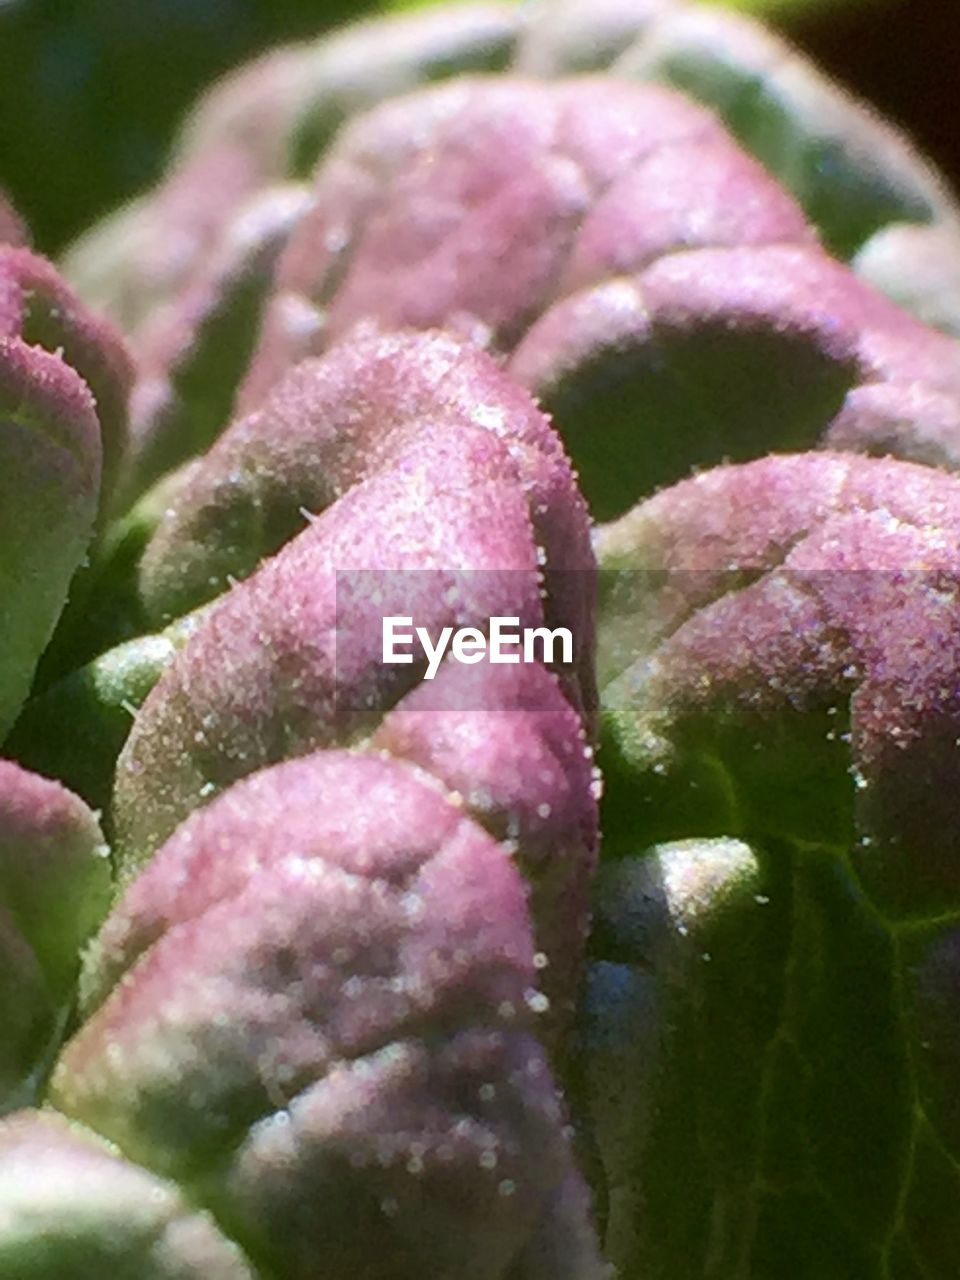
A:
6;2;960;1277
0;762;109;1109
123;185;312;504
3;321;602;1276
241;74;960;521
64;0;960;513
0;1110;256;1278
516;0;957;267
57;751;600;1280
592;452;960;1275
0;241;133;737
0;248;131;510
64;4;518;338
239;75;814;407
113;332;596;865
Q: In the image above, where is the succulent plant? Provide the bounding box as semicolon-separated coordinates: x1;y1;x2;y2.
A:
5;2;960;1278
2;315;603;1277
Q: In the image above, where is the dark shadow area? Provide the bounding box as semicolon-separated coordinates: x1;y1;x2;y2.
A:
0;0;375;252
792;0;960;201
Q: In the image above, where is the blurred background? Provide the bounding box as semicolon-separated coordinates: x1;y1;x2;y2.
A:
0;0;956;255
